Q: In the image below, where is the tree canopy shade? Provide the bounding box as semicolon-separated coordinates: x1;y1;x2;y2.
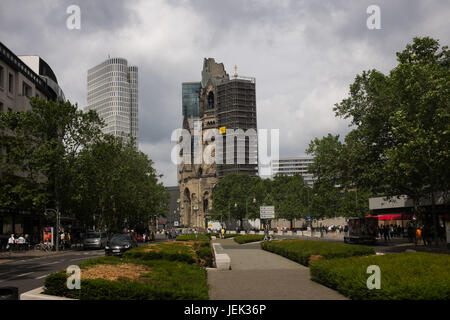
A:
210;173;312;230
71;135;170;233
306;37;449;244
0;97;103;215
0;98;169;233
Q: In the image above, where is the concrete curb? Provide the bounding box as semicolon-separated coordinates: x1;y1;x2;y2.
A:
20;286;76;300
212;243;231;270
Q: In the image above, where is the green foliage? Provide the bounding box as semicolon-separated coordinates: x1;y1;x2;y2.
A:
270;175;309;227
234;234;264;244
71;135;170;232
0;98;103;214
175;234;211;242
261;239;375;266
211;173;311;228
309;252;450;300
210;173;265;226
0;98;169;232
306;134;371;218
333;37;450;203
44;257;209;300
195;246;213;267
208;233;238;239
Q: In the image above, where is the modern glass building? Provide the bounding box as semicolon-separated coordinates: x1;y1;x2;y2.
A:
86;58;138;144
182;82;201;118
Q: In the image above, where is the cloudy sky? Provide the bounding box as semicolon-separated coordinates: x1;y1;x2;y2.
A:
1;0;449;186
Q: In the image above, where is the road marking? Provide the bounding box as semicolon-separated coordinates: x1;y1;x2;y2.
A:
35;274;49;279
44;261;61;265
15;272;34;278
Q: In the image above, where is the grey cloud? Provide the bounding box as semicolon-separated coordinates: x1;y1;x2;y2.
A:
1;0;449;186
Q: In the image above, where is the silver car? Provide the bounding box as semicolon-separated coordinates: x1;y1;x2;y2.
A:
83;232;107;249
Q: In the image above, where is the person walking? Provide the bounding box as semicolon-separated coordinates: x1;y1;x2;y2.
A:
7;234;15;252
415;226;422;246
17;235;25;251
60;232;65;250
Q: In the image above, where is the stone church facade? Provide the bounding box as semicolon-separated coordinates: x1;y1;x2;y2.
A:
178;58;257;229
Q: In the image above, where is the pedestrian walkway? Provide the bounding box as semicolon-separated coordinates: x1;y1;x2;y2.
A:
207;238;347;300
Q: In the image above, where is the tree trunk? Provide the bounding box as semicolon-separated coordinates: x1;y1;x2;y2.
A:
431;188;439;247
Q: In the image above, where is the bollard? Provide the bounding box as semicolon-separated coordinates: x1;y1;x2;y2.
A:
0;287;19;300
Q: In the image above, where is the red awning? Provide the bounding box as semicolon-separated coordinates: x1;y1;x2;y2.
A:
366;214;410;220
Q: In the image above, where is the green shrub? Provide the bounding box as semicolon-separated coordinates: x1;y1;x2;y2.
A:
261;239;375;266
310;252;450;300
208;233;238;239
234;234;264;244
44;258;209;300
176;234;210;242
195;246;213;267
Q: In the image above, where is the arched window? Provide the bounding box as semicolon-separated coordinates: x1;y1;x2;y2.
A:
207;92;214;109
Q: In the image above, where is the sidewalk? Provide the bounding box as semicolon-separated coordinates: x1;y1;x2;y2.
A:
207;238;347;300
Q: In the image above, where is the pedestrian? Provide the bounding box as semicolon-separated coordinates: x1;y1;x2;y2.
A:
415;226;422;245
7;234;15;252
17;234;25;251
60;232;65;250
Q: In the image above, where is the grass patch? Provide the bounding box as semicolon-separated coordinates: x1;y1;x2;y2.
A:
44;256;209;300
234;234;264;244
261;239;375;266
309;252;450;300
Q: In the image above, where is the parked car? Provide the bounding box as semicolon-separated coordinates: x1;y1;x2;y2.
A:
105;233;138;256
83;232;108;250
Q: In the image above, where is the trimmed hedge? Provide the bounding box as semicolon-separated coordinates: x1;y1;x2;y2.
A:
261;239;375;266
176;234;210;242
234;234;264;244
44;257;209;300
310;252;450;300
208;233;238;239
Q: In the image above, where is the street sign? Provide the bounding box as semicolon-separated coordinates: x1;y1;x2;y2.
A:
174;221;179;227
260;206;275;219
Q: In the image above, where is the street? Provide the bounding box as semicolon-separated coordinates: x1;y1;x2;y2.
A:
0;233;170;296
0;249;104;295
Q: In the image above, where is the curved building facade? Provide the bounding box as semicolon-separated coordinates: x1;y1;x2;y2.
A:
86;58;138;144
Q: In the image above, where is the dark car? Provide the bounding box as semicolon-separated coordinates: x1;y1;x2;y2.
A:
105;233;138;256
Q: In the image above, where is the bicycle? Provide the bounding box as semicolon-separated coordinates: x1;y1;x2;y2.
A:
34;242;53;252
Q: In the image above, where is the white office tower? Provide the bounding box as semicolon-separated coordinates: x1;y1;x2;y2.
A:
86;58;138;145
270;156;316;187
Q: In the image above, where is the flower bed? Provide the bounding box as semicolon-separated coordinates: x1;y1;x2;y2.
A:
123;241;212;266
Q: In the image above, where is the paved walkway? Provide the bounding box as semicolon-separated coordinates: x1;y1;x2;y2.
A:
207;238;347;300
